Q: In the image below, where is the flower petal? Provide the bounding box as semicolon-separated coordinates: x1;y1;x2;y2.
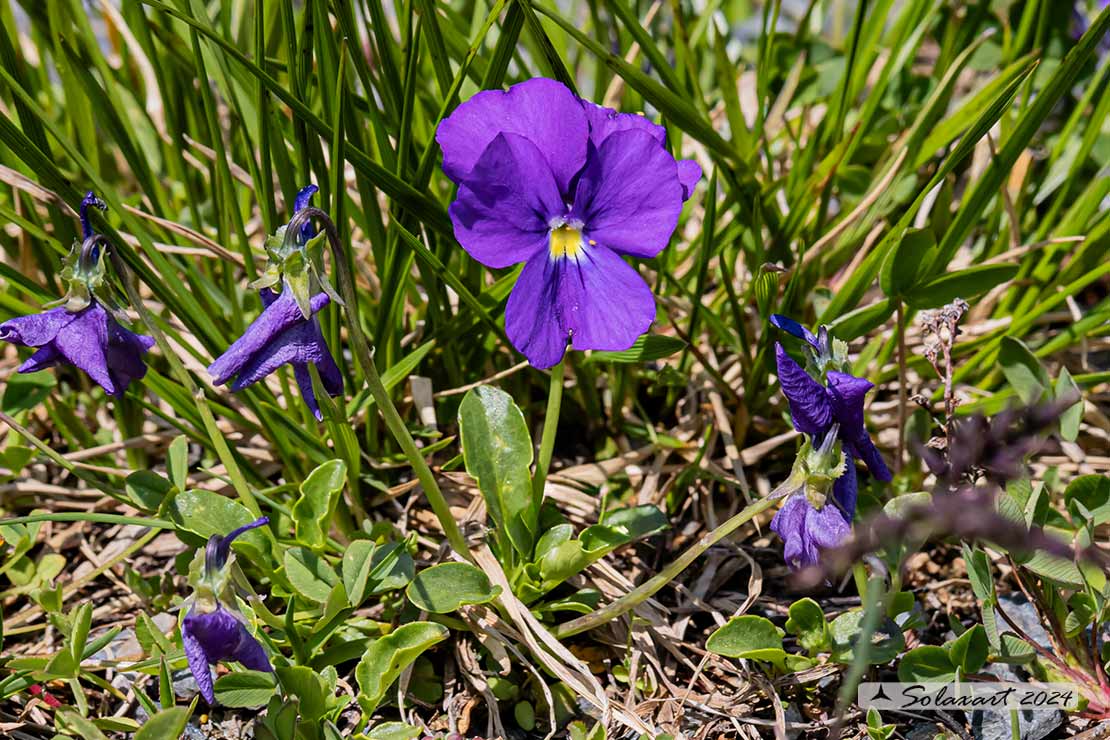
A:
572;130;683;258
293;363;323;421
104;319;153;394
437;77;589;194
805;500;852;550
209;290;330;385
53;303;116;396
0;307;76;347
580;101;665;147
182;616;215;704
232;624;273;673
770;314;819;348
832;453;859;517
827;370;892;481
449;133;565;269
677;159;702;200
18;345;61;373
775;343;833;435
772;495;818;569
504;256;567;370
564;244;656;353
229;319;333;392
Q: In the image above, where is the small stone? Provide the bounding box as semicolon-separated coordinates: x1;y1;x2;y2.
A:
966;663;1063;740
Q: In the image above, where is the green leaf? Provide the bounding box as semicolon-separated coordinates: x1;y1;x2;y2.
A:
2;371;55;414
1055;368;1083;442
706;615;784;661
458;385;536;557
903;264;1019;309
880;227;936;298
1021;550;1085;587
167;435;188;491
947;624;988;674
405;562;500;613
998;337;1051;405
897;645;955;682
125;471;173;513
365;722;424;740
356;622;449;715
283;547;339;603
135;707;192;740
57;710;110;740
1065;475;1110;528
164;490;266;557
585;335;686;364
276;665;328;721
785;598;830;655
829;611;905;665
292;460;347;550
214;670;277;708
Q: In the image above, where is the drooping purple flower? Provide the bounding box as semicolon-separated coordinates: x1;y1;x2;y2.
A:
0;193;153;397
208;286;342;420
437;78;702;369
771;444;857;570
771;314;892;483
0;303;154;397
182;517;272;705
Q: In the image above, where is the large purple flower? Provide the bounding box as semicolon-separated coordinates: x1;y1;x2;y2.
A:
0;297;153;398
208;287;342;420
182;517;273;705
437;78;701;368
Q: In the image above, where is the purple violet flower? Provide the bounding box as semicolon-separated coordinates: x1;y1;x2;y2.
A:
768;315;892;569
0;193;153;397
207;287;342;421
771;314;892;482
182;517;273;705
208;185;343;420
436;78;702;369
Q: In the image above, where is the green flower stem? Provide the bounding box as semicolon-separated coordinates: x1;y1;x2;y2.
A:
287;209;471;559
554;494;777;638
532;358;565;500
105;242;267;525
0;512;176;529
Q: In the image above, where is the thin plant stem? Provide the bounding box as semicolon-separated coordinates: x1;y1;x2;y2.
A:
286;208;471;559
895;301;907;473
533;358;565;500
554;495;777;638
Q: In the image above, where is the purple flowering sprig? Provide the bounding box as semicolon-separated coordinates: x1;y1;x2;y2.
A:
213;193;472;558
182;516;273;705
0;192;154;397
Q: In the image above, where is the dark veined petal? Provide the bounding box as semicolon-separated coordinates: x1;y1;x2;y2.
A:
769;314;819;348
832;452;859;517
504;256;567;370
436;77;589;194
208;289;330;386
827;370;892;481
772;495;818;569
570;130;683;259
580;100;666;148
775;343;833;435
805;498;852;550
562;244;656;353
229;320;331;391
677;159;702;201
104;317;154;394
52;302;115;396
17;345;61;373
232;623;273;673
449;133;565;269
0;307;76;348
181;616;215;704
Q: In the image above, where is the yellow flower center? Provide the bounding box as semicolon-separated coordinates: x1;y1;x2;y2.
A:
549;224;583;260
